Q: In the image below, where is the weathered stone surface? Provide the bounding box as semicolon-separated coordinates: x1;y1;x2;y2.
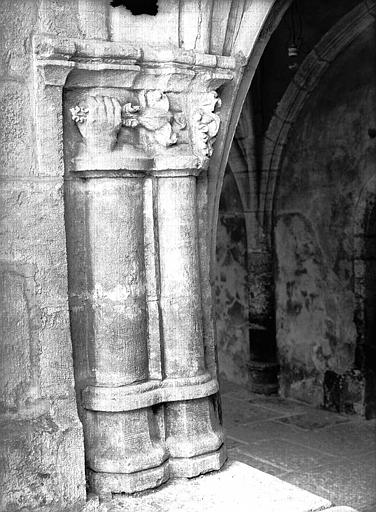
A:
0;182;85;510
275;25;376;408
223;381;372;512
0;416;85;511
109;0;180;47
99;461;333;512
215;168;250;386
0;266;33;412
0;82;35;177
3;1;370;511
0;0;38;79
52;36;237;496
78;0;108;40
157;176;206;377
39;0;81;38
1;4;88;509
165;397;224;457
65;178;149;386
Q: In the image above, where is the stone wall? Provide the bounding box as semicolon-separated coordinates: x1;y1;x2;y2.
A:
0;1;87;510
275;24;376;411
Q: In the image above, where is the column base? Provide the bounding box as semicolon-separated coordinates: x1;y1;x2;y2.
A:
169;444;227;478
88;460;170;498
87;446;227;498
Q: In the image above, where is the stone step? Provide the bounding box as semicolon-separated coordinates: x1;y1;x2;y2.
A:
81;461;359;512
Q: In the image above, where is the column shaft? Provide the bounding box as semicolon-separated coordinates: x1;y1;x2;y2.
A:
157;176;206;378
65;176;168;497
156;174;225;477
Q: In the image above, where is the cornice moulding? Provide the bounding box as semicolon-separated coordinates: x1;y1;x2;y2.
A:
34;34;240;73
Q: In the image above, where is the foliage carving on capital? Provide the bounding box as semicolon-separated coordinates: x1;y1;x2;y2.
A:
70;91;186;159
67;89;226;171
121;90;186;148
191;91;221;159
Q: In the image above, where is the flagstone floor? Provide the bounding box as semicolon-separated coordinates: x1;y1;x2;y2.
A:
221;380;376;512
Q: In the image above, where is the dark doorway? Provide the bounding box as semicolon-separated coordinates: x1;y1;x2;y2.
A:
364;203;376;419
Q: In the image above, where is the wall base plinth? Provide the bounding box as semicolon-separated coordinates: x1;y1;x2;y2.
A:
87;461;170;498
169;444;227;478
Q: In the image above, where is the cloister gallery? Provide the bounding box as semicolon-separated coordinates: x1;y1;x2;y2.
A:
0;0;375;510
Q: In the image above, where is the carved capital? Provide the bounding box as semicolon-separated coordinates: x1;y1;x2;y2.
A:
69;90;190;171
32;36;239;173
68;88;226;173
191;91;221;160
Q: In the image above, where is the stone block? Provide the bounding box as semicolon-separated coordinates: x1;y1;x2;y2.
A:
0;416;85;511
0;0;37;79
37;83;67;177
248;361;279;395
109;0;179;46
179;0;212;53
0;180;69;308
0;81;35;177
39;0;81;38
38;307;76;398
284;455;376;511
78;0;109;40
0;263;35;412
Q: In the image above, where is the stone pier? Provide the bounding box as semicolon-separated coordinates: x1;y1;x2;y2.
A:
33;35;236;497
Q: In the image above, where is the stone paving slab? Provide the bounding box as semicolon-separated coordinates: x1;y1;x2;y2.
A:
240;437;338;472
99;461;333;512
283;454;376;510
227;446;288;476
276;410;349;430
226;417;376;459
221;394;291;426
221;381;375;512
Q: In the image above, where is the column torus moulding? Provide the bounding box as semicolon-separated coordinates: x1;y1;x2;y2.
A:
33;35;237;498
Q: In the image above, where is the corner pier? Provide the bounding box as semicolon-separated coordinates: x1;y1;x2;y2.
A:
34;35;236;497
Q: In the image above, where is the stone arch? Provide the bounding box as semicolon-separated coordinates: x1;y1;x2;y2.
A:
261;0;376;237
215;161;251;386
222;97;280;393
210;1;307;393
207;0;293;266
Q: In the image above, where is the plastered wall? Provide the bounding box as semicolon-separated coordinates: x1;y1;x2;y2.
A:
215;168;250;386
275;24;376;410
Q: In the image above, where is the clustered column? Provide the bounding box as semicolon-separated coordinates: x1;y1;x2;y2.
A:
62;74;229;497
